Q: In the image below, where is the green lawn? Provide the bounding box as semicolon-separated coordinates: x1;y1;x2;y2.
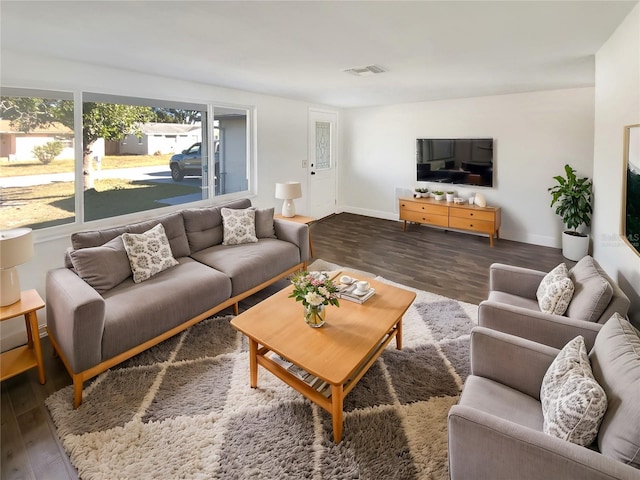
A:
0;178;201;230
0;154;171;177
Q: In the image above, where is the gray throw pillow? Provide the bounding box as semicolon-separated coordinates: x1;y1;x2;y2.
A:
221;207;258;245
540;335;607;446
254;207;276;238
69;236;132;294
589;313;640;468
567;256;613;323
536;263;575;315
122;224;179;283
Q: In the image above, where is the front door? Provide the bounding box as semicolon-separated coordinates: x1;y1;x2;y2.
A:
308;109;337;219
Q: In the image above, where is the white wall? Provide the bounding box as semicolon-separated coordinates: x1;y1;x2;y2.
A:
593;4;640;327
0;50;330;350
340;88;595;247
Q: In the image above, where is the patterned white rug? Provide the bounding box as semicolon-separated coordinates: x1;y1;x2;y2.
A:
46;275;477;480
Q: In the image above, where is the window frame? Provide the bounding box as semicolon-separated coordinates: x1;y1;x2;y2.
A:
1;87;256;241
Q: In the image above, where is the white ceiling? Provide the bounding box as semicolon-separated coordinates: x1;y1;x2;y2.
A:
1;1;637;108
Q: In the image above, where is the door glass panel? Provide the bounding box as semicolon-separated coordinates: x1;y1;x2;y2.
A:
315;121;331;170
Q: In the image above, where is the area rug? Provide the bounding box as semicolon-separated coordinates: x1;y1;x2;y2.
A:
46;276;478;480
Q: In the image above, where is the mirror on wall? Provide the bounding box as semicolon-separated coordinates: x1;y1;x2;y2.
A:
623;124;640;256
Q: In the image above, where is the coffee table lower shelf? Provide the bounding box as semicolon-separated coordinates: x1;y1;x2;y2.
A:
248;326;399;443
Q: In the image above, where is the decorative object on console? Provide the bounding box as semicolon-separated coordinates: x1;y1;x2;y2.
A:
275;181;303;217
289;270;340;327
473;193;486;208
548;164;592;261
0;228;34;306
414;187;429;198
433;191;445;201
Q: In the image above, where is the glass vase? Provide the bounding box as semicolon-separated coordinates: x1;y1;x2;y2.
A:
304;304;326;328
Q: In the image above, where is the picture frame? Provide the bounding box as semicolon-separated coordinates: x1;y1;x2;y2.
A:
622;124;640;256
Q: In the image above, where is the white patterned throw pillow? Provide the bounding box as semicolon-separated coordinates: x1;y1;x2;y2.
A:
221;208;258;245
122;223;179;283
536;263;575;315
540;336;608;446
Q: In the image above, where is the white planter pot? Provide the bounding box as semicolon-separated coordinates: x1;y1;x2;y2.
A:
562;231;589;261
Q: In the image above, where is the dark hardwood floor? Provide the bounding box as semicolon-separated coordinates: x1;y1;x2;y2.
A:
1;213;569;479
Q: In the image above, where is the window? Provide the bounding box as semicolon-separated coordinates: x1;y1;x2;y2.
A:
213;106;249;196
0;89;252;230
0;88;76;229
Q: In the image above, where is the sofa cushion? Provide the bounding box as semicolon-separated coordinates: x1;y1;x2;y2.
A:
122;224;179;283
488;291;541;311
182;199;252;253
459;375;544;431
540;336;607;446
536;263;574;315
191;238;301;297
69;236;131;294
566;256;613;323
589;313;640;468
100;257;232;361
71;212;190;258
254;207;276;239
221;207;258;245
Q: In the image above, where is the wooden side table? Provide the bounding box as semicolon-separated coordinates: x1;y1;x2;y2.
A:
0;289;46;384
274;214;316;257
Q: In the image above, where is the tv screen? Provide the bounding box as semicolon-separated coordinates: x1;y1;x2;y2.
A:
416;138;494;187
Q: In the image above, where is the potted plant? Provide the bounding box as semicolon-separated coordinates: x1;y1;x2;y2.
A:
548;164;593;261
433;190;445;201
446;191;455;202
414;187;429;198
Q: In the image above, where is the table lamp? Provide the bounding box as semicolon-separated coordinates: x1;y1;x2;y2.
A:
275;182;302;217
0;228;34;306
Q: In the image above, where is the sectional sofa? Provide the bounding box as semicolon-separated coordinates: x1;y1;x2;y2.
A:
46;198;310;407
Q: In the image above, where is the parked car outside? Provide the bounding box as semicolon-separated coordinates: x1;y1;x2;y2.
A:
169;141;220;182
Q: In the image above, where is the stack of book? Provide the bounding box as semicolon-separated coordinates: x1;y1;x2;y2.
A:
269;353;332;398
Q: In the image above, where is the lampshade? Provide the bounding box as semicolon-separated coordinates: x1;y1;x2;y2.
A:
0;228;34;306
275;182;302;200
275;182;302;218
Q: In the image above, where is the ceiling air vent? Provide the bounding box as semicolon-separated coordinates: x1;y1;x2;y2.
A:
343;64;386;76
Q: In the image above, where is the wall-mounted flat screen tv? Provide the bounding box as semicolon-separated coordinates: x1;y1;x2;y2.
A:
416;138;494;187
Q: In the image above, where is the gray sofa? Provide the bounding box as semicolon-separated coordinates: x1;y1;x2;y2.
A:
478;256;631;351
46;198;310;408
448;318;640;480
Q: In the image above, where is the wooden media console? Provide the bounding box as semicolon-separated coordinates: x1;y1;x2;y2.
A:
399;196;501;246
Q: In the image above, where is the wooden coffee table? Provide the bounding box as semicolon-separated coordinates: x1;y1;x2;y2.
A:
230;272;416;443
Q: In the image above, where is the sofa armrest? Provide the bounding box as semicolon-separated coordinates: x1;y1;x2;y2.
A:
46;268;106;373
448;405;640;480
489;263;545;299
479;300;602;351
273;219;310;263
470;327;559;400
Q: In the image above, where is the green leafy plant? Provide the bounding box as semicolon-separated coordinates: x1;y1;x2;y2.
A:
289;271;340;308
415;187;428;193
548;164;592;236
32;140;63;165
434;190;444;195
